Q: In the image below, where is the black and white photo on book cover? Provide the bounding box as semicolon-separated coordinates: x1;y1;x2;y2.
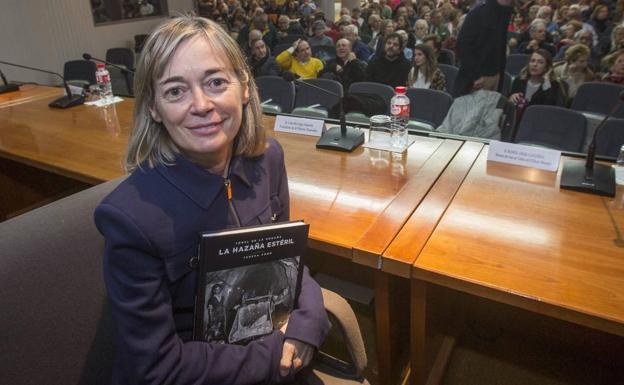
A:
193;221;308;345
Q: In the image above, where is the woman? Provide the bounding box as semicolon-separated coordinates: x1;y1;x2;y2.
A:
407;44;446;91
601;49;624;84
553;43;595;99
94;16;329;385
509;49;566;107
276;38;324;79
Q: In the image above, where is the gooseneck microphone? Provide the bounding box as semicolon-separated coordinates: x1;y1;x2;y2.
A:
0;60;84;108
560;91;624;197
82;53;135;74
281;72;364;152
0;69;19;94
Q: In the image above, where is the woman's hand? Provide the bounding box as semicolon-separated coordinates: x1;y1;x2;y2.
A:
509;92;524;105
280;338;315;376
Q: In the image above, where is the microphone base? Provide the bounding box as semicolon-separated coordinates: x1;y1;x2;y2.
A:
316;126;365;152
560;159;615;197
0;83;19;94
48;94;85;109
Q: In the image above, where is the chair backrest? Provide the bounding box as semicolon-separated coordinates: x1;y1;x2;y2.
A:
501;72;513;97
595;118;624;158
105;47;135;71
273;43;291;56
63;60;97;85
505;54;530;77
312;45;337;62
256;75;295;113
439;48;455;66
514;105;587;152
107;65;133;97
570;82;624;118
348;82;395;114
438;64;458;95
406;88;453;128
0;178;123;385
134;34;148;54
294;78;343;112
497;95;517;142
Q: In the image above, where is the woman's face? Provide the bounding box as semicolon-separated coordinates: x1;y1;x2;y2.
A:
597;6;608;20
150;36;248;169
384;22;395;35
528;52;548;76
612;53;624;76
413;49;426;66
616;28;624;45
570;54;588;71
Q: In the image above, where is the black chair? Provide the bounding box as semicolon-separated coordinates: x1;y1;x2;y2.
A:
439;48;455;66
438;64;458;95
63;59;97;86
501;71;513;97
348;82;395;114
570;82;624;118
312;45;336;62
595;118;624;158
406;88;453;130
256;75;295;113
292;78;343;118
107;65;133;97
505;53;530;77
514;105;587;152
105;48;135;71
497;95;517;142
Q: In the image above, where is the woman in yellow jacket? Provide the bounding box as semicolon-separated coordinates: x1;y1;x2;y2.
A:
276;38;324;79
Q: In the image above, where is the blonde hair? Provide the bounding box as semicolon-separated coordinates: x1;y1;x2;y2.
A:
125;15;265;173
564;43;590;64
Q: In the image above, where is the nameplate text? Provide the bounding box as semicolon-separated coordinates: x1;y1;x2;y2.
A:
274;115;324;137
488;140;561;172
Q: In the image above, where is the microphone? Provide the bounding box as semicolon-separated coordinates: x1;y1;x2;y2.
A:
0;69;19;94
82;53;135;74
0;60;84;108
281;72;364;152
560;91;623;197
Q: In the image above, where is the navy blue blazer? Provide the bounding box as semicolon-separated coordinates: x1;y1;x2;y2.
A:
94;138;330;385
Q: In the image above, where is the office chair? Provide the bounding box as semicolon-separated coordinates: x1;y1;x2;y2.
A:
570;82;624;118
595;118;624;158
439;48;455;66
514;105;587;152
256;75;295;114
437;64;459;96
292;78;343;119
405;88;453;130
505;54;530;77
105;48;135;71
63;59;97;87
107;65;133;97
348;82;395;115
134;34;148;54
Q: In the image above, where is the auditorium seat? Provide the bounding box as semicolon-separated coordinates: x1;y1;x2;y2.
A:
406;88;453;130
292;78;343;119
570;82;624;118
505;54;530;77
595;118;624;158
256;75;295;113
63;59;97;87
105;47;135;71
348;82;394;114
514;105;587;152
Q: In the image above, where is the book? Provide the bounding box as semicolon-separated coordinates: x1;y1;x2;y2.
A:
192;220;309;345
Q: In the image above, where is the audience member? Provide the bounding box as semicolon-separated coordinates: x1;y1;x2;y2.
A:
423;35;453;65
454;0;513;97
601;49;624;84
276;15;304;42
320;38;368;90
517;20;556;56
249;38;281;77
341;24;373;61
428;9;450;41
414;19;428;45
276;38;324;79
362;14;382;47
366;32;412;88
509;49;566;107
407;44;447;91
308;20;332;46
553;44;595;99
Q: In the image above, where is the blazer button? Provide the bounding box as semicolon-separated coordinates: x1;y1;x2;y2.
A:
188;256;199;269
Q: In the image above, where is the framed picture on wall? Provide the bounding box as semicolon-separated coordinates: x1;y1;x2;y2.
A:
91;0;169;25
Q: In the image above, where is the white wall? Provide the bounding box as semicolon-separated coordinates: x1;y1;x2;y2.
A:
0;0;193;86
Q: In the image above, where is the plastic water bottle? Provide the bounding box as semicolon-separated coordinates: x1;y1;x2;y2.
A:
95;63;113;101
617;145;624;167
616;145;624;185
390;86;410;149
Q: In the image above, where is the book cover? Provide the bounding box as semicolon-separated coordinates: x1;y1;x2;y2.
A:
193;220;309;345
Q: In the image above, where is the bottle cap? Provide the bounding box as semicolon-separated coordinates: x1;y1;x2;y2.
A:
394;86;407;94
97;63;105;69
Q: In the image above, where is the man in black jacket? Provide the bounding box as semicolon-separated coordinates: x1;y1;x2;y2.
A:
365;32;411;88
454;0;513;97
320;38;367;90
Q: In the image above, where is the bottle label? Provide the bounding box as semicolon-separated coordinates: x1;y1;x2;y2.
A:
391;104;409;117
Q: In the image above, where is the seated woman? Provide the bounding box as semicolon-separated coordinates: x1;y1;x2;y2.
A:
94;16;329;385
276;38;324;79
509;49;567;107
601;49;624;85
552;43;595;99
248;38;281;77
406;44;446;91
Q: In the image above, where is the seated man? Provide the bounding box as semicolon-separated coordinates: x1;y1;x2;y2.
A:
276;14;304;43
517;20;556;57
276;38;324;79
320;38;367;90
341;24;372;61
365;32;412;88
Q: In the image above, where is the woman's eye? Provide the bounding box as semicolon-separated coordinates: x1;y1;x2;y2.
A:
209;78;228;89
164;87;184;100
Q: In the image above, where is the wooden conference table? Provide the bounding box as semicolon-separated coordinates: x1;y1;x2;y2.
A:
383;146;624;384
0;86;466;384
